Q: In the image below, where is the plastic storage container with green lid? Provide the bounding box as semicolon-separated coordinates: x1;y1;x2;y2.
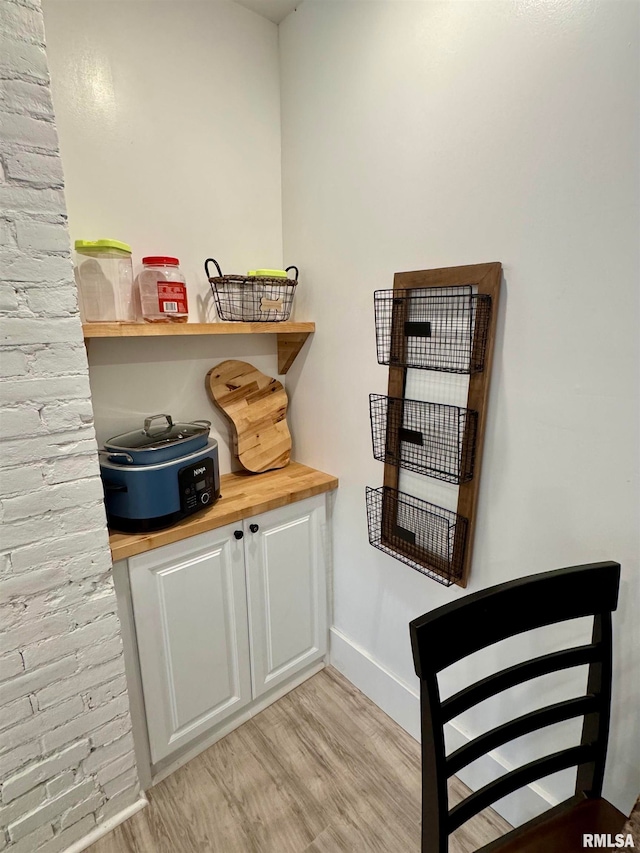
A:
75;239;132;255
75;239;135;322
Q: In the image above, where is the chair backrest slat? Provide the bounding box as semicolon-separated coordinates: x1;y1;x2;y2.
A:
448;744;596;834
411;562;619;675
441;643;600;722
446;694;599;777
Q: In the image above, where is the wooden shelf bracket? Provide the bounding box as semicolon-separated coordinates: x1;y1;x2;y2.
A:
277;332;311;374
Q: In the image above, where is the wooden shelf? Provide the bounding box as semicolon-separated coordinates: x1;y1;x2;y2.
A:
82;321;315;338
82;321;314;374
109;462;338;562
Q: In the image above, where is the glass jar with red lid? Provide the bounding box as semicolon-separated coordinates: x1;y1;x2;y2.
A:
139;256;189;323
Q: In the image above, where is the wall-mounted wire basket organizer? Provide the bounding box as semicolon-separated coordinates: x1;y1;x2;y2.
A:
374;287;492;373
366;486;467;586
368;263;501;588
369;394;478;484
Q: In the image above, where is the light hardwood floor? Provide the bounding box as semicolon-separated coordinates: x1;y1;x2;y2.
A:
89;667;512;852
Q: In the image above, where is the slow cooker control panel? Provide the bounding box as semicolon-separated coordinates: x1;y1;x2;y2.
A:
178;457;215;515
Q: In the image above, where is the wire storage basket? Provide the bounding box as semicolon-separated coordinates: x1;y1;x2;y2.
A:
374;286;492;373
369;394;478;484
366;486;467;586
205;259;299;322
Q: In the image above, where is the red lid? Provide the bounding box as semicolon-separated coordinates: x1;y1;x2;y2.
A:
142;256;179;266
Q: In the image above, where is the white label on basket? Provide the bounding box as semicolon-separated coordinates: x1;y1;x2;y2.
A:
261;297;283;311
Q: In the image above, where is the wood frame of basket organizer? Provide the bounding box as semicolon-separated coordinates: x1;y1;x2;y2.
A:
380;262;501;588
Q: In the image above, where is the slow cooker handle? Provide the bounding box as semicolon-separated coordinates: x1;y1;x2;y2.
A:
191;420;212;429
98;450;135;464
102;480;128;493
144;414;173;434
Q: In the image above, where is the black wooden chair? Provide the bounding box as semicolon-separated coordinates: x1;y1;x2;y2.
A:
410;561;627;852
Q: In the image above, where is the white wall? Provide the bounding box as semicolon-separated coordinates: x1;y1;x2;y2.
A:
42;0;284;468
280;0;640;817
0;2;141;849
34;0;640;825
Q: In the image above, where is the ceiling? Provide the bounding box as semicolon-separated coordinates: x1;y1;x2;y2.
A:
232;0;301;24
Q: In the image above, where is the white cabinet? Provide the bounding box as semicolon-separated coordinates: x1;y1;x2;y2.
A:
244;497;327;698
129;523;251;764
127;494;328;768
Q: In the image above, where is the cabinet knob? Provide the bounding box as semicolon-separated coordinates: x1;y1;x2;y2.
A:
234;530;243;540
249;524;259;534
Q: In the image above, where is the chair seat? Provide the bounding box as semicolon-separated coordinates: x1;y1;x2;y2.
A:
481;797;627;853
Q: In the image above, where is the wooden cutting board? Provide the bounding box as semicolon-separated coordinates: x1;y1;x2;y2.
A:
206;360;291;473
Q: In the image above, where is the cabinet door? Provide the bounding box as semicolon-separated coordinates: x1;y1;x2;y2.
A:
244;495;328;698
129;525;251;764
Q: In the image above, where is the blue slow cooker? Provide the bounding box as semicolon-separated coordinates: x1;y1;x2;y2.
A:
100;416;220;533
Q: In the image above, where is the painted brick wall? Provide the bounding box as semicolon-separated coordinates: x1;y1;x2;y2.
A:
0;2;140;850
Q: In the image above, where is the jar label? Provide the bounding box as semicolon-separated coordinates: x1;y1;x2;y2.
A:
157;282;188;315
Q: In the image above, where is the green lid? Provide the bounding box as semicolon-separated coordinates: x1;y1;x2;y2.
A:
75;239;132;254
248;268;288;278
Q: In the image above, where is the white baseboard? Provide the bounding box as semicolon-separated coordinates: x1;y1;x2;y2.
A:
63;795;148;853
329;626;555;828
330;626;422;739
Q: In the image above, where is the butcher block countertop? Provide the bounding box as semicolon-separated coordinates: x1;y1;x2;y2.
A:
109;462;338;562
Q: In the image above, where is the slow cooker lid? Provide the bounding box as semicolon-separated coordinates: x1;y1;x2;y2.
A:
100;439;218;471
105;414;211;451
